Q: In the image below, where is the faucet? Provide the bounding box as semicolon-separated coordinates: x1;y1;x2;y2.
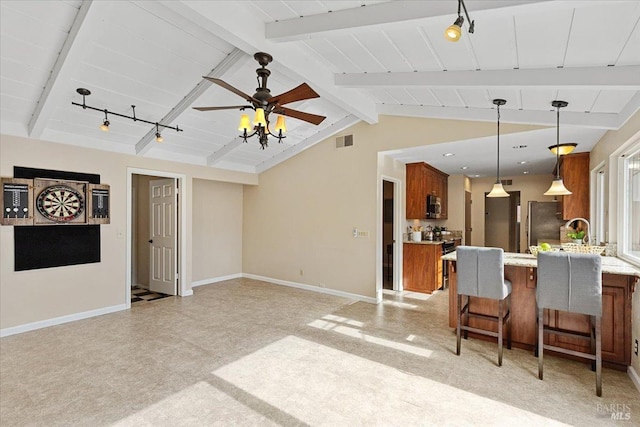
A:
565;218;591;245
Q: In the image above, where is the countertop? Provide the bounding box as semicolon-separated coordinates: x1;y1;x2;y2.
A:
441;251;640;278
404;237;461;245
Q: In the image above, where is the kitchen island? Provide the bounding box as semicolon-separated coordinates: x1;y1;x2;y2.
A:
442;251;640;370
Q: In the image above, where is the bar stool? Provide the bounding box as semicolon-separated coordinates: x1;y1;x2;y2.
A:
456;246;512;366
536;251;602;396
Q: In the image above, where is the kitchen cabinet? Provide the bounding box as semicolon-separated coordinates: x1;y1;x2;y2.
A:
406;162;449;219
403;243;442;293
558;152;589;220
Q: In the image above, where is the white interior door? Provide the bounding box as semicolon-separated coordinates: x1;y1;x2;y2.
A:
149;178;177;295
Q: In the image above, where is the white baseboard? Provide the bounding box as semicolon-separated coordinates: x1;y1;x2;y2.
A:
181;290;194;297
0;303;127;338
628;366;640;393
242;273;377;304
191;273;242;288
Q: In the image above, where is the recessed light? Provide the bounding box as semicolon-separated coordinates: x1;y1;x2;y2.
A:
518;161;529;165
443;153;455;157
523;171;529;174
473;174;480;178
460;166;468;170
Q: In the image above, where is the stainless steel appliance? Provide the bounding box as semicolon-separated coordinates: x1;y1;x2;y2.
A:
526;201;565;247
427;195;441;219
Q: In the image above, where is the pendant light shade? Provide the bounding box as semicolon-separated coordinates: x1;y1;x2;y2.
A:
548;143;577;156
487;99;510;198
253;108;267;127
544;100;572;196
488;182;509;197
238;114;251;131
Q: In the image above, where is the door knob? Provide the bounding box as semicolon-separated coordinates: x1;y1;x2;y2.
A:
148;239;153;243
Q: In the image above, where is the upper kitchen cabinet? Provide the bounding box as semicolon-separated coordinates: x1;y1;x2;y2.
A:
406;162;449;219
558;152;590;220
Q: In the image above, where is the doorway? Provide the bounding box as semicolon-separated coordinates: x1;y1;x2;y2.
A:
484;191;521;252
126;168;188;308
382;180;395;290
464;191;472;245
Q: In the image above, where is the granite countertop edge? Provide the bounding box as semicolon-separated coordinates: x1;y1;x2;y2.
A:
441;251;640;278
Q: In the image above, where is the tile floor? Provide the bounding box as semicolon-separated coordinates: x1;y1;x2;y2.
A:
131;285;172;304
1;278;638;426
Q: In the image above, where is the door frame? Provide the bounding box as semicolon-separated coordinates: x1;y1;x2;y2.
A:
377;175;403;302
126;168;188;308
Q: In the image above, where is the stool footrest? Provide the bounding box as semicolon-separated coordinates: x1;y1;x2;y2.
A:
543;344;596;361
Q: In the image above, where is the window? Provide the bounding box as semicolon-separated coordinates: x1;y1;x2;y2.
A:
592;165;606;245
621;145;640;265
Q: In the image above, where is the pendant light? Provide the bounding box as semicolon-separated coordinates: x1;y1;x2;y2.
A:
544;100;572;196
487;99;510;198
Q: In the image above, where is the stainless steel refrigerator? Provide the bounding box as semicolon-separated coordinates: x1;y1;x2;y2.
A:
526;201;565;247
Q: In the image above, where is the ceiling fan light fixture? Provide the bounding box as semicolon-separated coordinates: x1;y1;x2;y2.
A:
238;114;251;131
548;143;577;156
274;115;287;133
253;108;267;127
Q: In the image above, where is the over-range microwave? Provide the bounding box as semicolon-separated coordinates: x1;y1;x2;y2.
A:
427;195;441;219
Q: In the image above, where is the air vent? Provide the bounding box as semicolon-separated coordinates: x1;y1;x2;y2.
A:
500;179;513;186
336;134;354;148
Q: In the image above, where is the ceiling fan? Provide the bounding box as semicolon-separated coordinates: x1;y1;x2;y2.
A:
193;52;326;149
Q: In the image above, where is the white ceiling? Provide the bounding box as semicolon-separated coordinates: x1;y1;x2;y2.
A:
1;0;639;176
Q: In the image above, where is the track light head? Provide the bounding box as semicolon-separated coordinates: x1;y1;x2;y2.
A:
155;132;164;143
100;119;110;132
445;16;464;41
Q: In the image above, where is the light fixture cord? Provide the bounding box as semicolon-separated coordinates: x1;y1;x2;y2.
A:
496;103;501;184
555;105;561;179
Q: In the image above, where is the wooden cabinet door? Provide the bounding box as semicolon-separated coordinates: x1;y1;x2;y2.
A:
439;174;448;219
403;243;427;292
560;152;590;220
406;163;426;219
601;285;626;364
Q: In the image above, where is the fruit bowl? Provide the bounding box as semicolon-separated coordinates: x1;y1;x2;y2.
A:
529;245;559;257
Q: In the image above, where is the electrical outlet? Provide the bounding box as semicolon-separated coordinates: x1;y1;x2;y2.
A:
634;339;638;356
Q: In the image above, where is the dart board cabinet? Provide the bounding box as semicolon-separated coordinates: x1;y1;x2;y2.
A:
1;178;34;225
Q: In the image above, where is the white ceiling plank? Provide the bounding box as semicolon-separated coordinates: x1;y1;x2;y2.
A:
335;66;640;90
266;1;556;42
162;0;378;124
377;104;619;130
207;137;245;166
27;0;103;139
255;115;360;174
135;48;249;155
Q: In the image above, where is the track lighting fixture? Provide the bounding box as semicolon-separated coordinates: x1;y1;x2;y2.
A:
544;100;572;196
155;123;164;143
445;0;475;42
487;99;510;198
100;110;110;132
73;88;183;140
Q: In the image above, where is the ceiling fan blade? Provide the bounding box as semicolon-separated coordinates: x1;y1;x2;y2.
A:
274;106;326;125
192;105;249;111
270;83;320;106
203;76;259;104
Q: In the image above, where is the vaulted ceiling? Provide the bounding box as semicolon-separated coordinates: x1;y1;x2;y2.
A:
1;1;639;176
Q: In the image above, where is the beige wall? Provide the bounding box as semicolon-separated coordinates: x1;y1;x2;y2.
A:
192;178;243;282
470;174;557;252
243;116;542;298
442;174;465;235
0;134;255;330
588;110;640;378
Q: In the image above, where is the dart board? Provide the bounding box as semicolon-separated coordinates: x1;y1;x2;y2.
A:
33;179;87;224
36;185;85;222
